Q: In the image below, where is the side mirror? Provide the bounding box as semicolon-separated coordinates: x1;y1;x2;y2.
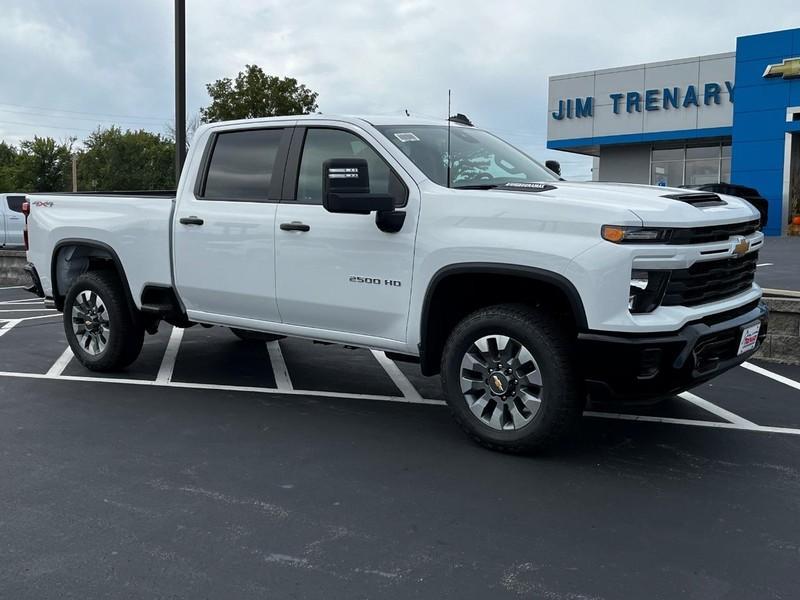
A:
545;160;561;176
323;159;395;214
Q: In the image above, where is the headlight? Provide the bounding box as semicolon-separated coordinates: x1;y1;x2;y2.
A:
602;225;673;243
628;269;670;313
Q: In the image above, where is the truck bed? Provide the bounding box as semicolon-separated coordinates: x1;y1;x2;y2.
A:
27;193;175;306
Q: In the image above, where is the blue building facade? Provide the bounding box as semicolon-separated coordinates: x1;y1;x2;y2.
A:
731;29;800;235
547;28;800;236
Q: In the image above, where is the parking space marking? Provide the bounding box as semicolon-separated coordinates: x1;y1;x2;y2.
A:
3;364;800;436
371;350;424;403
0;308;57;313
742;362;800;393
9;314;60;322
0;286;25;290
678;391;757;426
267;341;293;391
46;347;74;376
0;319;21;338
583;410;800;436
155;327;183;383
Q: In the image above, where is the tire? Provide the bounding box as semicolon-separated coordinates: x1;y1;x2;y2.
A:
229;328;285;343
63;270;144;372
441;303;584;453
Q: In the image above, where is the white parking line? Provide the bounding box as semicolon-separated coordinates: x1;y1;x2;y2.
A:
0;285;25;290
371;350;425;403
46;347;74;376
155;327;184;383
1;366;800;437
678;391;757;426
583;410;800;436
0;319;21;338
756;263;773;267
0;298;42;305
0;308;56;313
742;361;800;392
267;341;293;391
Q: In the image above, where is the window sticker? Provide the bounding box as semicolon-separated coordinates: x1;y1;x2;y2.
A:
394;132;420;143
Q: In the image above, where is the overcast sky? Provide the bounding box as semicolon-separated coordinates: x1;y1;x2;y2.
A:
2;0;799;179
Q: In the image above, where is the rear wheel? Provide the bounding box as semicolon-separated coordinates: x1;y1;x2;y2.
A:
230;328;285;342
64;271;144;372
441;304;584;453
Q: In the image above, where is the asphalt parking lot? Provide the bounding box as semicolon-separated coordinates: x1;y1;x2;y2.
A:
2;285;800;599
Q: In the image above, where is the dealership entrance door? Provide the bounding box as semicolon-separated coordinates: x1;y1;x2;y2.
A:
789;133;799;232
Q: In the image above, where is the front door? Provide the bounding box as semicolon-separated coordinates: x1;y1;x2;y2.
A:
274;124;419;343
173;125;293;323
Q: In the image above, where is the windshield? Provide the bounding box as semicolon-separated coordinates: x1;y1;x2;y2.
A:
375;124;558;188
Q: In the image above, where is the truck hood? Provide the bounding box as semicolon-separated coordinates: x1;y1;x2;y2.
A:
497;181;761;227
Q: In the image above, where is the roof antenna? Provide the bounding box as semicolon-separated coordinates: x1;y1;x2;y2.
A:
447;89;452;189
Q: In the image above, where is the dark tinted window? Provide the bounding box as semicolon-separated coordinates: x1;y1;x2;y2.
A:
296;128;405;206
6;196;25;213
203;129;283;200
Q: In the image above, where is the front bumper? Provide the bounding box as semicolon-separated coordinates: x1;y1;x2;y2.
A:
578;300;768;402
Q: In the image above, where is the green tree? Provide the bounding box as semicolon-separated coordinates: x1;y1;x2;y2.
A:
77;127;175;191
14;137;74;192
200;64;318;123
0;142;18;192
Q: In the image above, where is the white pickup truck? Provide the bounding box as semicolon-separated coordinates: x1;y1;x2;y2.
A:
23;115;768;452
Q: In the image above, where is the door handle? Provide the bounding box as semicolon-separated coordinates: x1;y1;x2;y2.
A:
280;221;310;232
179;216;204;226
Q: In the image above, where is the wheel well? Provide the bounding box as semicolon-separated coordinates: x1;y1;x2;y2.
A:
51;242;132;311
419;267;586;376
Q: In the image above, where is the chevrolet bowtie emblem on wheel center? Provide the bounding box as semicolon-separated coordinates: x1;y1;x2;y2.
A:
763;57;800;80
732;236;750;258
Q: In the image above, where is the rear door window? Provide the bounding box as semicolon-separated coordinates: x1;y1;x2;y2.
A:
201;129;284;201
6;196;25;213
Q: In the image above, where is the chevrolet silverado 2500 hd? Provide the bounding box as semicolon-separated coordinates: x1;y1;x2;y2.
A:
23;115;768;452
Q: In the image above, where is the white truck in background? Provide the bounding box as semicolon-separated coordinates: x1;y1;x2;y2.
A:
1;193;26;248
22;115;767;452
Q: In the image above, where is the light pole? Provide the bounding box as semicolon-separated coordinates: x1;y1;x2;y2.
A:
175;0;186;185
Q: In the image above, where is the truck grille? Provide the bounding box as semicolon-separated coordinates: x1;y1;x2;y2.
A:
668;220;760;244
662;252;758;307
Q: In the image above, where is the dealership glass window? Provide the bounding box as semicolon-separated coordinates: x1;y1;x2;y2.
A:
649;142;731;187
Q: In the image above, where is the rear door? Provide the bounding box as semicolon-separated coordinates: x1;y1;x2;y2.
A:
173;124;293;323
274;123;420;342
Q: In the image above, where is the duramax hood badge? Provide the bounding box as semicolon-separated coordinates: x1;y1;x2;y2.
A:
499;182;558;193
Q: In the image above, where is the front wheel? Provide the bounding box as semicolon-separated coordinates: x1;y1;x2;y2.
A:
63;271;144;372
441;304;584;453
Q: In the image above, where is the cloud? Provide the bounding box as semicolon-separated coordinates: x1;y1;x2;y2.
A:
1;0;799;178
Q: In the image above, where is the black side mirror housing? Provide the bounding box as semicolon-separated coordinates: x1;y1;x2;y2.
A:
323;159;395;214
545;160;561;176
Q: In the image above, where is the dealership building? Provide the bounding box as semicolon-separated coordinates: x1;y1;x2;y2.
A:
547;28;800;236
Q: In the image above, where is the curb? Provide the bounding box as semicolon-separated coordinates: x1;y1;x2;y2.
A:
0;249;27;286
754;296;800;366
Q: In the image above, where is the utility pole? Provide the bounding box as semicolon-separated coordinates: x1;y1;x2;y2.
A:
71;155;77;192
175;0;186;185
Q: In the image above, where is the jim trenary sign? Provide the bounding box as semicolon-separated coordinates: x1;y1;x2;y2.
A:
551;80;734;120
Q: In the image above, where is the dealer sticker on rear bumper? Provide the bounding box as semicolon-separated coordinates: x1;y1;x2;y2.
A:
737;322;761;356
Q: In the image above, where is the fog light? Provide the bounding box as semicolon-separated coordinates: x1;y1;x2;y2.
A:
628;270;670;313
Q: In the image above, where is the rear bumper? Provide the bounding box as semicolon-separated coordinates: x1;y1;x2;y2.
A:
23;262;45;298
578;301;768;402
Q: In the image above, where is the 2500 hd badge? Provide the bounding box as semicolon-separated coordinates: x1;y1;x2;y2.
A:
349;276;402;287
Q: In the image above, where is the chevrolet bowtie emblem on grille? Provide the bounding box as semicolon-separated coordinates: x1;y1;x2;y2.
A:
763;57;800;80
732;236;750;258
